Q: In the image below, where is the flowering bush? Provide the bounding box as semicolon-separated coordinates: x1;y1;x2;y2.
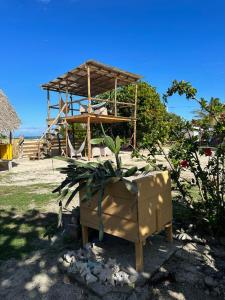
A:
134;80;225;234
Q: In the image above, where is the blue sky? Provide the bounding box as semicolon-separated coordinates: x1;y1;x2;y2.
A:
0;0;225;136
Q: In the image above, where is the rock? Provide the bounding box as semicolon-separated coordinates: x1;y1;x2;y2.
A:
92;263;103;275
204;276;218;288
176;232;192;241
129;274;139;284
64;251;76;264
113;271;130;286
57;257;70;273
106;258;117;268
98;267;113;284
86;273;98;284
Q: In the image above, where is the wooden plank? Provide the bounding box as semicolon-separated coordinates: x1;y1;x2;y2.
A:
136;171;172;241
80;207;139;242
66;114;134;124
165;222;173;242
80;182;137;222
82;225;89;246
135;241;144;272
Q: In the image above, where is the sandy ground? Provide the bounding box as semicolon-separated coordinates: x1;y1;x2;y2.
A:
0;152;221;300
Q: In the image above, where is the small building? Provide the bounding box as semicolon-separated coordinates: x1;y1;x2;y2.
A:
41;60;142;160
0;90;21;167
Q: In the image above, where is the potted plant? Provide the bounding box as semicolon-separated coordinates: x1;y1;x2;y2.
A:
54;127;172;271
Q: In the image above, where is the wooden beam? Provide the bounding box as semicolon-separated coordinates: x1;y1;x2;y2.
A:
47;90;50;120
133;84;138;149
82;225;89;246
114;77;117;116
65;82;69;157
87;65;91;113
135;241;143;272
87;116;91;160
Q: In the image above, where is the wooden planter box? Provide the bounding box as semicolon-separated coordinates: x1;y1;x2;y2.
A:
80;170;173;271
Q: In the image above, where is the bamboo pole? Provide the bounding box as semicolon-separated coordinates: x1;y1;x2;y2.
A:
70;95;75;146
133;84;138;149
47;90;50;120
114;77;117;116
87;66;91;114
65;82;69;157
87;65;91;160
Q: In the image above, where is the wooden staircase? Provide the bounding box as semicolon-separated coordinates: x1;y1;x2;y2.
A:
27;103;68;160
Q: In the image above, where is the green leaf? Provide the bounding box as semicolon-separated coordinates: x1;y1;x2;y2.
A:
123;166;138;177
115;136;121;154
91;138;104;145
104;135;116;153
65;182;86;207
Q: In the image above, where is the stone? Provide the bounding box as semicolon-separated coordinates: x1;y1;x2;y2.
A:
92;263;103;275
86;273;98;284
204;276;218;288
176;232;192;241
98;267;113;284
64;251;76;264
57;257;70;273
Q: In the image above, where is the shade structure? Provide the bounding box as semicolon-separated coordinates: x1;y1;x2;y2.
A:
0;90;20;136
42;60;142;97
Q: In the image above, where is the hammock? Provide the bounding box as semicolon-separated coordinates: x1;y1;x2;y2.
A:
80;102;107;115
68;135;86;158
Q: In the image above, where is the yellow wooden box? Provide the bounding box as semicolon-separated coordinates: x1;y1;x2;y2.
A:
0;144;13;160
80;170;173;271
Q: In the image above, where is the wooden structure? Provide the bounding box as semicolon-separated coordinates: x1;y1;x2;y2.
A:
0;90;20;169
42;60;142;160
80;170;173;272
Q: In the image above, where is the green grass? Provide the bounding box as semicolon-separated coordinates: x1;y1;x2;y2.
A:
0;184;58;211
0;184;59;260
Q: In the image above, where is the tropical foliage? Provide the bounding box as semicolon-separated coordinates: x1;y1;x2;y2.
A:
134;80;225;234
97;81;181;145
53;125;148;240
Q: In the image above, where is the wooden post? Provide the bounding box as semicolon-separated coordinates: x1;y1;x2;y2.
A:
65;83;69;157
133;84;138;149
47;90;50;120
135;241;143;272
114;77;117;116
87;116;91;160
82;225;89;246
87;65;91;160
165;223;173;242
9;131;12;144
70;95;75;146
87;65;91;114
58;84;61;114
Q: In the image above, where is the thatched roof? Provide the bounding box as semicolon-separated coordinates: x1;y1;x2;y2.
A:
0;90;21;135
42;60;142;97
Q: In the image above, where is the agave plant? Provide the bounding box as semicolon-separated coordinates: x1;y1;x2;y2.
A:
53;126;148;240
